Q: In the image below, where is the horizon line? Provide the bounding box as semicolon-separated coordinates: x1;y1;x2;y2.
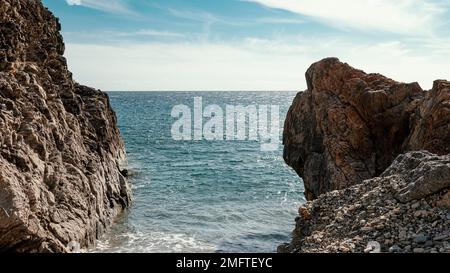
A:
105;90;302;92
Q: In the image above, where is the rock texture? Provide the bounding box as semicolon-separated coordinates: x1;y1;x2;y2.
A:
284;58;449;200
279;151;450;253
404;80;450;155
281;58;449;253
0;0;131;252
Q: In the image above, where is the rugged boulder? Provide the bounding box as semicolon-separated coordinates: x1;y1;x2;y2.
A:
0;0;131;252
404;80;450;155
281;58;450;253
278;151;450;253
283;58;449;200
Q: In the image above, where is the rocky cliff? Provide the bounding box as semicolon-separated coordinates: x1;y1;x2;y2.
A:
281;58;449;253
0;0;131;252
284;58;449;200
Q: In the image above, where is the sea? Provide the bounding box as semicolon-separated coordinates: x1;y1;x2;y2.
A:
91;91;305;253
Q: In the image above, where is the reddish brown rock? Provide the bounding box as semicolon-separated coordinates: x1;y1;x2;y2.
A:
405;80;450;155
283;57;449;200
436;190;450;208
298;207;312;221
0;0;131;252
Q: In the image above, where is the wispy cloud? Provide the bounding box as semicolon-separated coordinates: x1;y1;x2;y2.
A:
62;29;186;44
167;8;245;27
64;36;450;91
255;17;304;25
65;0;134;15
58;0;449;91
245;0;448;35
166;8;246;41
116;29;186;38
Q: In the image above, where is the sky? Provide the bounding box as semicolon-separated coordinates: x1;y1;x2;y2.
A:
43;0;450;91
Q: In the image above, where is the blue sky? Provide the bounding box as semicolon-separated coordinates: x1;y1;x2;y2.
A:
43;0;450;91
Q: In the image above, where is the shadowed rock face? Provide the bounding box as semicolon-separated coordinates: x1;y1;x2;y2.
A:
405;80;450;155
283;58;449;200
0;0;131;252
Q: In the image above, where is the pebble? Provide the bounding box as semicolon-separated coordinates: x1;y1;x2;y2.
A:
389;245;401;253
364;241;381;253
411;202;421;210
413;248;425;253
414;234;428;244
414;233;431;244
433;234;449;241
392;208;402;214
444;242;450;250
414;210;428;218
398;230;407;240
375;224;385;230
361;226;372;232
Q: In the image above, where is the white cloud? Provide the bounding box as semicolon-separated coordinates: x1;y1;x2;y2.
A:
117;29;186;38
65;0;133;15
245;0;446;35
62;29;186;43
255;17;304;24
65;42;304;91
64;38;450;91
60;0;449;91
66;0;81;5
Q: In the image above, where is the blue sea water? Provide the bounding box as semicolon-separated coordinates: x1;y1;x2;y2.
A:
92;92;305;253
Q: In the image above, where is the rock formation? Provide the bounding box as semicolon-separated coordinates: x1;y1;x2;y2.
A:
281;58;450;253
0;0;131;252
279;151;450;253
284;58;449;200
404;80;450;155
